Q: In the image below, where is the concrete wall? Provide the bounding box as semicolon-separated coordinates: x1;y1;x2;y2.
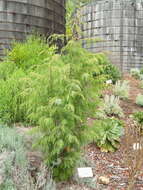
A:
81;0;143;71
0;0;66;58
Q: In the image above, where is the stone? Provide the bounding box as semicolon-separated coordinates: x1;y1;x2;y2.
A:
98;176;110;185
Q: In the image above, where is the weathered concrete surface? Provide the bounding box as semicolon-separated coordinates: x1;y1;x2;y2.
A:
0;0;66;58
81;0;143;72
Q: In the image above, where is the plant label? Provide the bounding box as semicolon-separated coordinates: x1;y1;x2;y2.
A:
77;167;93;178
133;143;142;150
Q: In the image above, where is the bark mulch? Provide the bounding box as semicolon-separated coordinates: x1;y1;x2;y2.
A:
58;74;143;190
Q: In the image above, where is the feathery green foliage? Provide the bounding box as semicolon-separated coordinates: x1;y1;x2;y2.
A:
23;40;105;181
92;118;124;152
8;36;55;70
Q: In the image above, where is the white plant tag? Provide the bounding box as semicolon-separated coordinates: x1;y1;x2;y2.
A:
77;167;93;178
133;143;142;150
106;79;112;84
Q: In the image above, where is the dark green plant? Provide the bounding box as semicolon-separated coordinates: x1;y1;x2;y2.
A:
103;63;121;84
133;111;143;127
93;53;121;83
92;118;124;152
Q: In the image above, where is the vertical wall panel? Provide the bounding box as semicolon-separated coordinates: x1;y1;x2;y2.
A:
81;0;143;72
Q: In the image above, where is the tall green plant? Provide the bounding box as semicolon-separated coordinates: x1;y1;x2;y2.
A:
22;40;105;181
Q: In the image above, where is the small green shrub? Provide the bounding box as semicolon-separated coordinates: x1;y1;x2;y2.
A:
133;111;143;127
103;64;121;84
136;94;143;106
94;53;121;83
92;118;124;152
113;80;130;100
28;41;105;181
8;36;55;70
130;68;141;79
101;95;124;117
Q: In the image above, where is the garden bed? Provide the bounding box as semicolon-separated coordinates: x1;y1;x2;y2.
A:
57;74;143;190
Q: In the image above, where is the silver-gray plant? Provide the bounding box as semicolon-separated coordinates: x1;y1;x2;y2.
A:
101;95;124;117
113;80;130;100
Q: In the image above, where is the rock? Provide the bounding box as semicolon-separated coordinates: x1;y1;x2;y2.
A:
98;176;110;185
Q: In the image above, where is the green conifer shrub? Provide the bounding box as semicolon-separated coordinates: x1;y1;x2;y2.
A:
22;41;105;181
